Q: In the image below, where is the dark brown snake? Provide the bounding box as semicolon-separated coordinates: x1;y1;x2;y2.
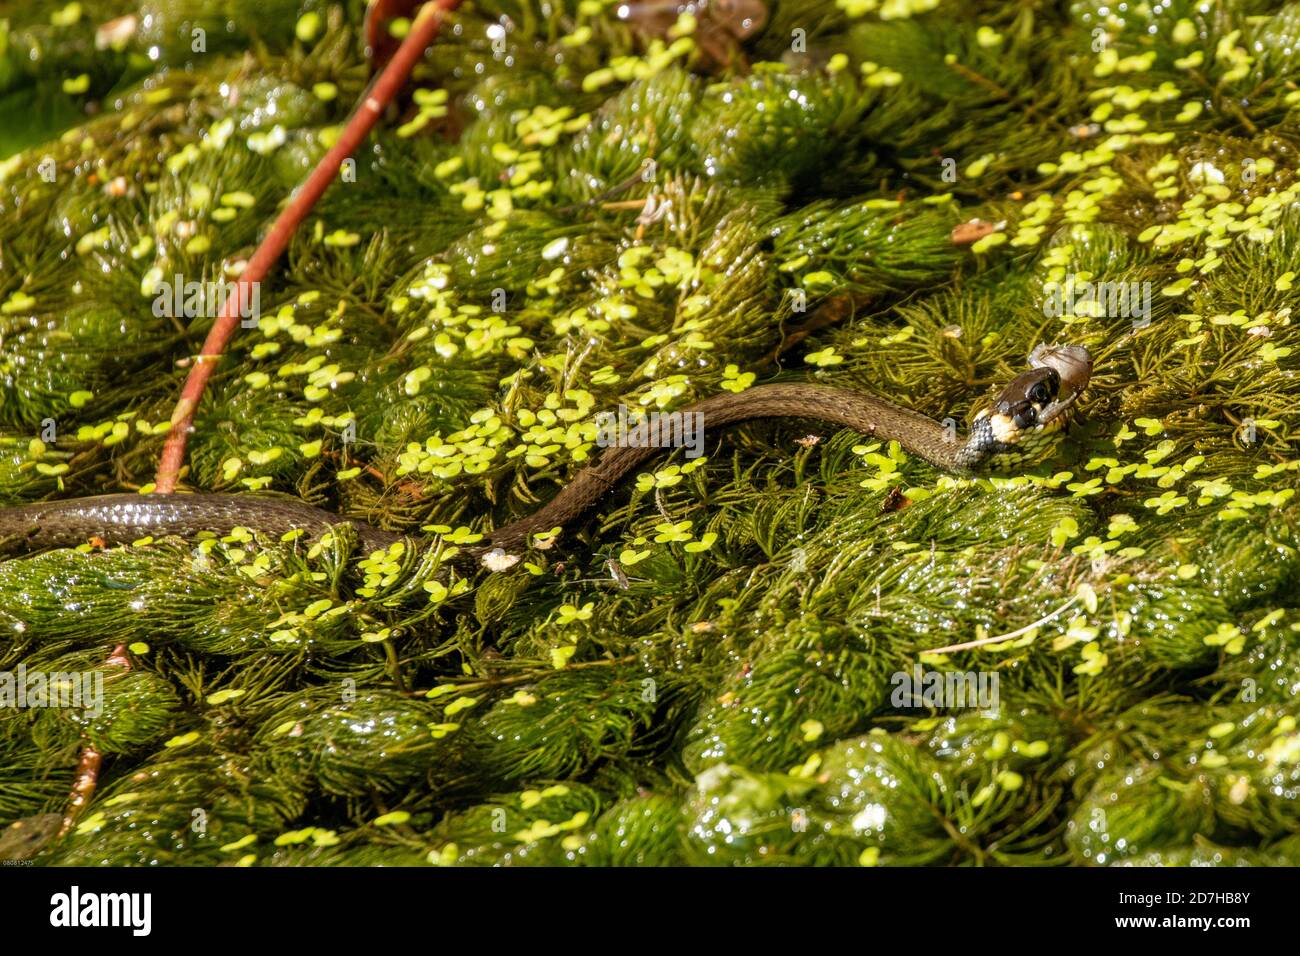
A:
0;346;1092;564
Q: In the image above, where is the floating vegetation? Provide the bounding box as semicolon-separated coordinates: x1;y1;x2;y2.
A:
1;0;1300;867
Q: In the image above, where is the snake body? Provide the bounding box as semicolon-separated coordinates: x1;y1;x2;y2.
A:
0;346;1092;560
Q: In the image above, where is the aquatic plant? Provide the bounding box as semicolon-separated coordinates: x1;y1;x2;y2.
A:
1;0;1299;866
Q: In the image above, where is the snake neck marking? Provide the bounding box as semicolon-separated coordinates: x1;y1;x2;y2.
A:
961;344;1092;470
0;345;1092;562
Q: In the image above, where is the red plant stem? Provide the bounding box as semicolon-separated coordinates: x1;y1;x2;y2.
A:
154;0;461;493
60;1;460;835
61;745;103;837
60;644;131;837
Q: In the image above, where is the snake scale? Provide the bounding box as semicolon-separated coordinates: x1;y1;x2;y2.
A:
0;345;1092;563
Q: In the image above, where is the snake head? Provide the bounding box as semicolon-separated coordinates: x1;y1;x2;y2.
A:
991;366;1063;432
962;344;1093;470
991;344;1092;432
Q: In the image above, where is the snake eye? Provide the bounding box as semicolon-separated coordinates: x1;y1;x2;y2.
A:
1029;381;1052;404
1013;405;1038;429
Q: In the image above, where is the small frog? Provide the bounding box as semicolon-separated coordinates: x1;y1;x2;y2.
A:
617;0;769;71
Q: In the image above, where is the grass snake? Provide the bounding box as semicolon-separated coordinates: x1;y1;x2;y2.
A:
0;345;1092;563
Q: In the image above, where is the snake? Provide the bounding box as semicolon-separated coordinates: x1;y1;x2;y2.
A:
0;345;1092;564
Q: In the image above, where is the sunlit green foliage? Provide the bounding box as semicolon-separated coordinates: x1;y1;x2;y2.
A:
1;0;1300;866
